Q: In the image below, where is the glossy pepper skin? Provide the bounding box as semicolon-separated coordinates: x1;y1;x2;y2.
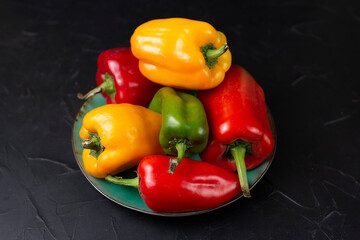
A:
130;18;232;90
79;104;164;178
148;87;209;173
105;156;241;213
78;48;161;106
197;65;274;197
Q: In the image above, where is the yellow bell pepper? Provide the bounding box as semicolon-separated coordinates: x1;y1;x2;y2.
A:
130;18;232;90
79;104;164;178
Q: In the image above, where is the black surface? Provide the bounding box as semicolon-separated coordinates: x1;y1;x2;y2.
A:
1;0;359;239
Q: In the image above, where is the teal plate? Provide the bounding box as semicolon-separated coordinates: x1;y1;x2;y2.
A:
72;94;277;217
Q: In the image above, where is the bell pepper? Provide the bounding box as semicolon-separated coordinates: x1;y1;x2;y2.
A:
148;87;209;173
79;104;164;178
197;65;274;198
130;18;232;90
78;48;161;106
105;155;241;212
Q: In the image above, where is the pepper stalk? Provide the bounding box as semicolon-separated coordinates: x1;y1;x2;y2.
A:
82;132;104;159
77;73;116;100
226;140;252;198
168;141;188;174
105;175;139;188
200;43;229;69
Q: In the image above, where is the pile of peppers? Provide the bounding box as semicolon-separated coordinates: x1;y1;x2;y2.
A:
78;18;274;213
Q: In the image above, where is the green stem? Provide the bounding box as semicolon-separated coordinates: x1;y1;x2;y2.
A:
82;132;104;159
82;136;101;150
77;73;116;100
105;175;139;188
230;145;251;198
200;43;229;69
168;142;187;174
176;142;187;161
206;43;229;61
77;86;102;100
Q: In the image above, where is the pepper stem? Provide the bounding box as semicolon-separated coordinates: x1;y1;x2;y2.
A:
168;142;187;174
200;43;229;69
77;86;102;100
105;175;139;188
77;73;116;100
230;145;251;198
206;43;229;61
82;136;101;151
82;132;104;159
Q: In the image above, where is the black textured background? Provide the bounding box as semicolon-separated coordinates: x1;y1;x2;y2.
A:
1;0;359;239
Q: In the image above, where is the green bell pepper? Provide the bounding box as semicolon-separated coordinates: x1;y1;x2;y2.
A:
148;87;209;173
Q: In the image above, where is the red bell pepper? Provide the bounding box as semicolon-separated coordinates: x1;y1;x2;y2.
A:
197;65;274;198
105;155;241;212
78;48;161;106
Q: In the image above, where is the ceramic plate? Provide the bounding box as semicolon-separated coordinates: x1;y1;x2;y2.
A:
72;94;277;216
